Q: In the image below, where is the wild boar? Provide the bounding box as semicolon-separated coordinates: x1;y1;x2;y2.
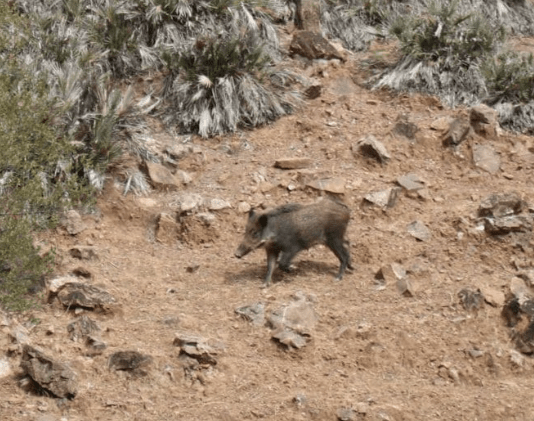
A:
235;199;353;287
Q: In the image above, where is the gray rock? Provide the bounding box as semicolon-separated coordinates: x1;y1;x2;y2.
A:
235;302;265;326
458;288;484;313
393;114;419;140
353;135;391;163
274;157;312;170
484;215;532;235
397;277;415;297
473;144;500;174
56;282;117;311
173;333;223;366
207;198;231;211
237;201;251;213
306;177;345;194
62;210;86;235
69;245;98;260
406;220;431;241
144;161;183;191
268;292;317;350
0;357;11;379
179;193;203;212
376;263;406;284
304;83;322;99
289;31;345;61
397;173;425;191
67;315;100;342
108;351;152;374
470;104;499;138
21;345;78;399
363;188;400;209
478;192;525;218
442;117;471;146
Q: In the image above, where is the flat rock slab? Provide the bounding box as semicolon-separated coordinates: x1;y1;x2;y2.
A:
363;188;400;209
353;135;390;163
274;157;312;169
57;282;117;311
407;220;431;241
306;177;345;194
174;333;222;365
144;161;183;190
21;345;77;399
484;215;532;235
397;173;425;191
478;192;525;218
473;144;500;174
268;292;317;350
235;302;265;326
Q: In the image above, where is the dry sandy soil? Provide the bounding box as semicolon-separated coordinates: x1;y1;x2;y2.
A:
3;34;534;421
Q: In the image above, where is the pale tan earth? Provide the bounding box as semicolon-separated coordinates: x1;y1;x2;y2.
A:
3;34;534;421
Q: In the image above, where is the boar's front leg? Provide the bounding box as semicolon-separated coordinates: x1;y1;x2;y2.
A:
263;248;280;288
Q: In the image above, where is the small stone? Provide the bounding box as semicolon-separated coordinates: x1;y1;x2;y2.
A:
62;210;86;235
397;278;414;297
406;220;431;241
353;135;391;163
235;302;265;326
208;198;231;211
397;173;425;191
274;157;313;170
179;193;203;212
478;192;525;218
364;188;400;209
304;83;322;99
57;282;117;311
144;161;182;191
0;358;11;378
473;144;500;174
306;178;345;194
442;117;471;146
69;245;98;260
480;286;505;307
237;201;251;213
108;351;153;374
392;114;419;140
458;288;484;312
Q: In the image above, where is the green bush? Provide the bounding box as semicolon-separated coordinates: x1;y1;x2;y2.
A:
482;51;534;104
169;36;270;83
390;0;504;64
0;3;94;311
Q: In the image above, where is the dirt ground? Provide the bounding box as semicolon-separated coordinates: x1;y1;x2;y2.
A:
3;35;534;421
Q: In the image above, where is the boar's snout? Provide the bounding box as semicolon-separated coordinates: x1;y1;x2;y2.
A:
235;244;250;258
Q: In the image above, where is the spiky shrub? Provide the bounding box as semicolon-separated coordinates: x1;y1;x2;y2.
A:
163;34;299;137
482;52;534;104
390;1;504;64
374;0;504;107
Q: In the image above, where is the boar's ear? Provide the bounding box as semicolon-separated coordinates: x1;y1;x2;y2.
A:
258;214;268;228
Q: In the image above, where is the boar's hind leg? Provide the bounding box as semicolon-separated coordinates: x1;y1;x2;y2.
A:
278;247;300;272
263;249;280;288
326;236;351;281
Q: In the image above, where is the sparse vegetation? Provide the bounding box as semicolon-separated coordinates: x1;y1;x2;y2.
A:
483;52;534;104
